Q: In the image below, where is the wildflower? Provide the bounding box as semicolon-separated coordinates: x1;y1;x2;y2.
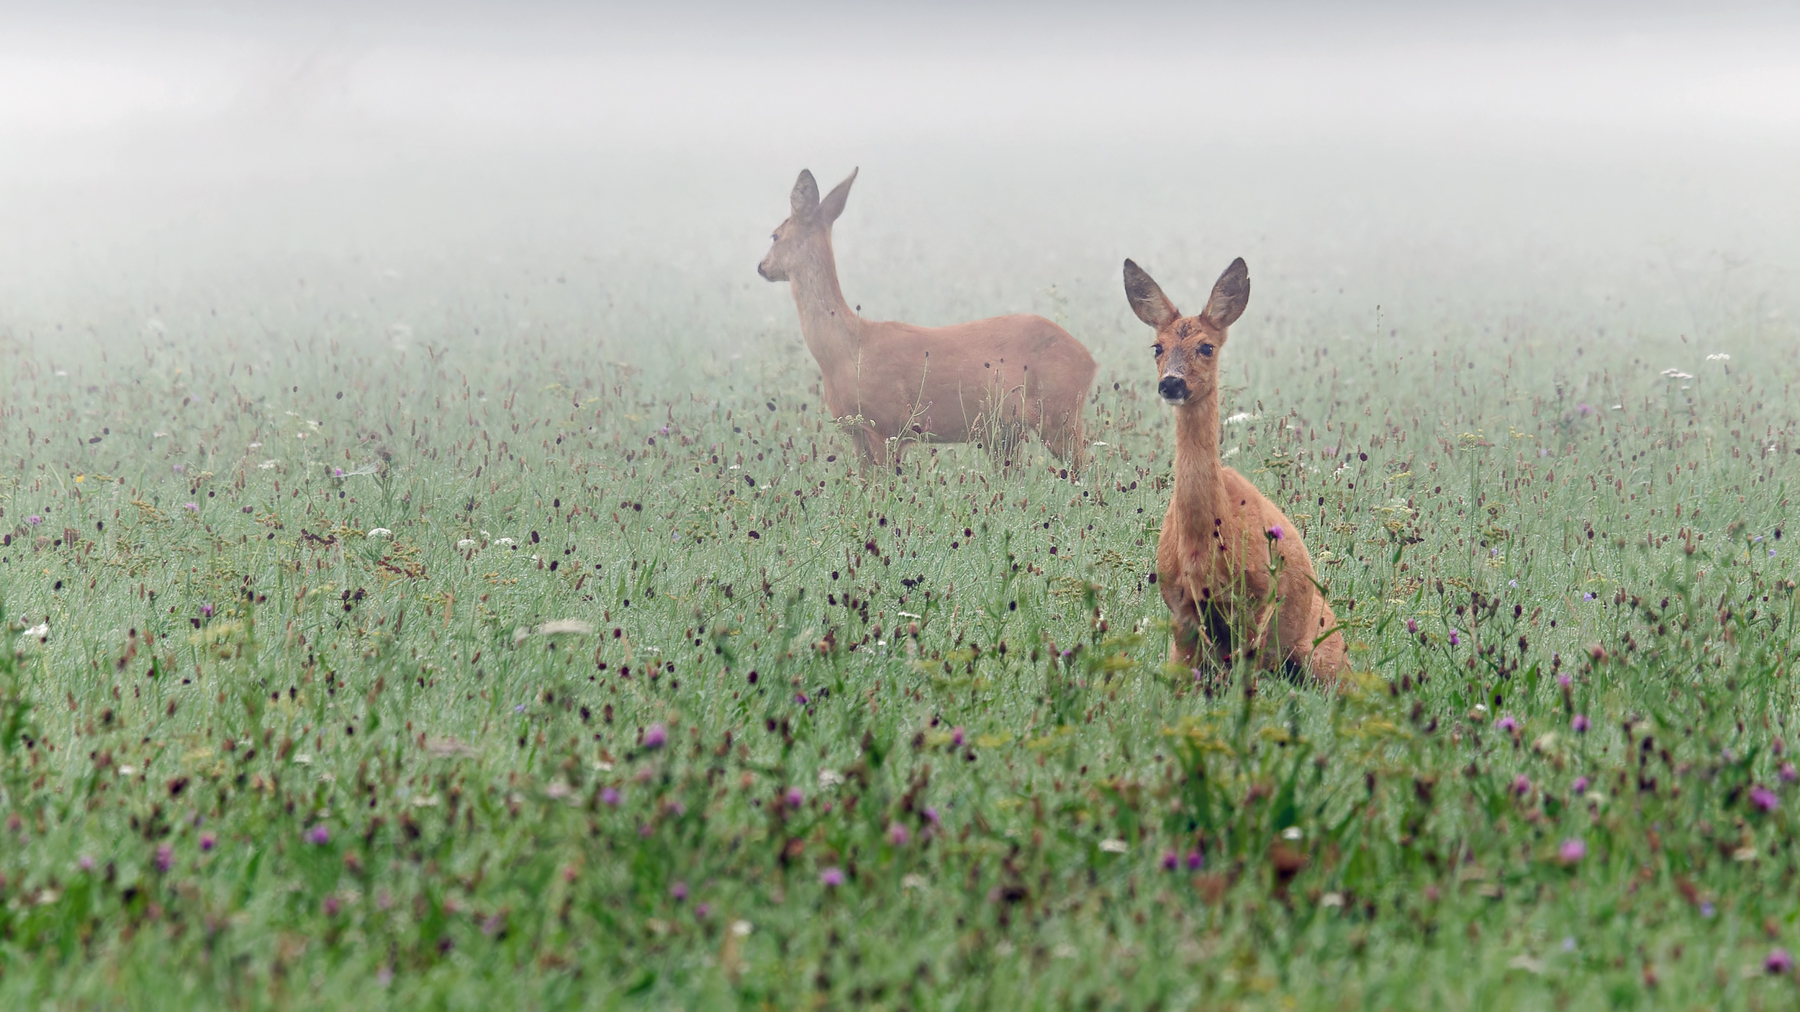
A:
154;844;174;873
670;881;688;901
333;468;345;477
1448;629;1460;646
784;787;804;809
457;539;477;549
1573;776;1590;793
1766;949;1794;974
305;825;331;845
183;503;198;511
923;806;941;826
367;527;393;539
1571;714;1591;733
79;855;95;872
951;727;966;747
795;692;809;705
172;464;185;474
1161;851;1179;871
1557;673;1572;689
376;966;394;987
643;724;668;749
26;515;42;525
1496;715;1518;734
1562;936;1577;952
1186;850;1204;870
200;603;214;618
1266;525;1284;541
1701;902;1716;918
1781;762;1798;784
1508;579;1517;587
1558;839;1586;864
1582;592;1594;601
665;799;686;817
323;895;341;916
200;833;216;851
1750;785;1779;812
1405;618;1418;634
513;704;526;714
889;822;910;846
820;867;845;887
1098;839;1129;854
1511;775;1531;796
1576;403;1593;416
694;902;710;918
602;787;620;806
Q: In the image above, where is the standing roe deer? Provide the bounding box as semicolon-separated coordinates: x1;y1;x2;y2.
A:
758;169;1096;469
1125;257;1344;680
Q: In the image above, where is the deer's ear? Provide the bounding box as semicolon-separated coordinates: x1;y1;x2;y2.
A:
790;170;821;220
819;167;857;224
1123;259;1179;329
1201;258;1250;328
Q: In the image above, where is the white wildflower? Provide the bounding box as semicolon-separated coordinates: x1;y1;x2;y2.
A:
818;769;845;789
731;920;754;937
493;537;515;547
1224;412;1258;425
1098;838;1129;854
1320;892;1344;908
1660;368;1694;380
259;460;280;470
22;622;48;638
1707;353;1730;361
1281;826;1303;841
367;528;393;539
456;539;477;549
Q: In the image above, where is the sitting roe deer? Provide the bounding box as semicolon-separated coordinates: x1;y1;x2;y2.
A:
1125;257;1344;680
758;169;1096;469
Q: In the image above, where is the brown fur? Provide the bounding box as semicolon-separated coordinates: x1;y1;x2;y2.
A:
1125;257;1344;681
759;169;1096;467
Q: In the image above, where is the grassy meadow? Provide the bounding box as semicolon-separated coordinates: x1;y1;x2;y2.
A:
4;145;1800;1010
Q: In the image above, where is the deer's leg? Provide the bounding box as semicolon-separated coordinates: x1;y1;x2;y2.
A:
855;426;887;469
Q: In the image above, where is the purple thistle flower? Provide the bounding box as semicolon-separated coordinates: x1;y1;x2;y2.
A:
1782;762;1798;784
602;787;621;807
79;855;95;872
323;895;341;916
1557;672;1572;689
1496;715;1518;734
1558;838;1586;864
1767;948;1794;975
1511;775;1531;796
951;727;966;747
200;832;216;852
1751;785;1779;812
1406;618;1418;634
795;692;809;705
889;822;910;846
784;787;804;809
1582;592;1595;601
1161;851;1179;871
26;515;43;525
182;503;198;511
333;468;345;477
200;603;214;618
664;799;686;817
694;902;710;918
305;824;331;845
670;881;688;901
1266;525;1284;541
1573;776;1590;794
154;844;173;873
1448;629;1461;646
923;806;941;826
1571;714;1591;733
820;867;845;887
1186;850;1204;871
643;724;667;749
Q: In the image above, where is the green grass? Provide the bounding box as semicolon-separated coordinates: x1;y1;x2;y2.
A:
4;249;1800;1011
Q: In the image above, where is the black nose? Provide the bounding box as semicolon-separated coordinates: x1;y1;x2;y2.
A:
1158;376;1188;401
757;262;771;280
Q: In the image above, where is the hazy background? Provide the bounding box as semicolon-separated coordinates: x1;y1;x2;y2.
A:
3;0;1798;368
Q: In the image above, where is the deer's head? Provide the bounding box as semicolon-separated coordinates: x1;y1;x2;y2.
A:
758;168;858;282
1123;258;1250;406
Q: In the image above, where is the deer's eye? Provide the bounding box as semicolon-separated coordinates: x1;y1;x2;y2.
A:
1152;344;1163;357
1199;343;1215;358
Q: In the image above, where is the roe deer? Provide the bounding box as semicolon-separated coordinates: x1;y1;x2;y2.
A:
758;169;1096;468
1125;257;1344;680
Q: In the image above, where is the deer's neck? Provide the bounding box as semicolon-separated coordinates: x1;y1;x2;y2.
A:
788;235;860;367
1172;391;1229;533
